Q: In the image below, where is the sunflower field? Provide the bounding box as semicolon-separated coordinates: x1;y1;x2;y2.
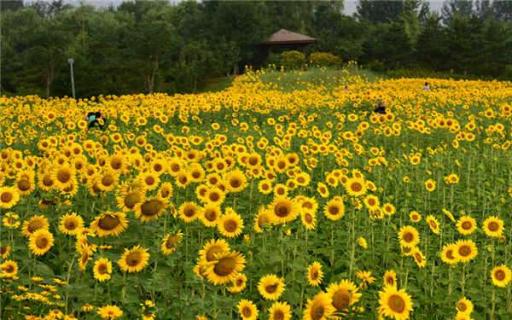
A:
1;69;512;320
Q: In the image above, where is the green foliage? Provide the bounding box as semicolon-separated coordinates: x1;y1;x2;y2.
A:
309;52;342;67
279;50;306;70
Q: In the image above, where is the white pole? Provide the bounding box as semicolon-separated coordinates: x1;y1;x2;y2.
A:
68;58;75;98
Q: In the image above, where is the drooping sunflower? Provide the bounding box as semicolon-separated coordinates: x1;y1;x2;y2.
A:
217;208;244;238
303;292;335;320
398;226;420;248
135;198;167;223
307;261;324;287
482;216;504;238
454;240;478;263
378;286;413;320
90;212;128;237
237;299;258;320
58;213;84;236
1;245;11;259
28;229;54;256
160;231;183;256
270;196;299;225
327;279;362;313
0;260;19;279
456;216;477;236
490;265;512;287
118;245;150;273
22;215;49;237
198;239;231;264
425;215;441;235
268;301;292;320
257;274;285;301
116;181;146;212
344;177;367;197
157;182;174;201
301;210;317;231
412;248;427;268
97;305;123;320
0;186;20;209
455;297;474;315
93;258;112;282
204;250;246;285
324;197;345;221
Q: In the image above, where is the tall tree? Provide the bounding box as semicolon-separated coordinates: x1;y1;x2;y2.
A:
357;0;405;23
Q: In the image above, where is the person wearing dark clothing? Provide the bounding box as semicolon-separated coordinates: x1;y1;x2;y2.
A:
374;101;386;114
86;111;106;130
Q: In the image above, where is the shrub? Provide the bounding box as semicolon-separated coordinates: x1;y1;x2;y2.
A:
309;52;342;67
279;50;305;70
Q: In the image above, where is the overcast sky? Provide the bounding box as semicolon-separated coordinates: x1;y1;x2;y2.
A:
22;0;446;15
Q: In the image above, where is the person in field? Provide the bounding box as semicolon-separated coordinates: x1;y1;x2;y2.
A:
374;100;386;114
86;110;106;130
423;82;431;91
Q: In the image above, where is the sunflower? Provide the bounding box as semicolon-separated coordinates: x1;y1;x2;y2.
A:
316;182;329;198
97;305;123;320
0;186;20;209
52;164;76;190
135;198;167;222
356;270;375;287
204;187;225;206
456;216;477;236
378;286;413;320
118;245;150;273
327;279;362;313
1;245;11;259
116;188;145;212
324;197;345;221
398;226;420;248
440;243;459;265
344;177;367;197
482;216;504;238
301;210;317;231
138;171;160;191
58;213;84;236
198;239;230;263
258;179;273;195
303;292;335;320
363;194;380;210
157;182;174;201
29;229;54;256
270;196;299;224
217;208;244;238
204;251;246;285
490;265;512;287
2;212;20;229
93;258;112;282
96;169;119;192
455;297;474;314
228;273;247;293
16;171;35;195
384;270;398;288
254;207;273;233
424;178;436;192
425;215;441;235
22;215;49;237
160;231;183;255
178;201;200;223
0;260;18;279
200;204;221;227
223;169;247;193
90;212;128;237
307;261;324;286
454;240;478;263
409;211;422;223
268;301;292;320
237;299;258;320
412;248;427;268
257;274;285;301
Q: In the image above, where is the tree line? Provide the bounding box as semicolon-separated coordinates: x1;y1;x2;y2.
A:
1;0;511;98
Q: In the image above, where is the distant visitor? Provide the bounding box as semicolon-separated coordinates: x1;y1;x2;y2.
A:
423;82;431;91
374;101;386;114
86;111;106;130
